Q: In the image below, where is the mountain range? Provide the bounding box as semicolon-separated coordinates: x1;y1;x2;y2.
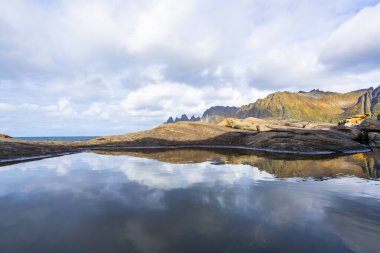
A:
199;86;380;123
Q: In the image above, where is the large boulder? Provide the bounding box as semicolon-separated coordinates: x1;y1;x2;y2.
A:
367;132;380;147
0;133;12;139
354;118;380;146
335;126;364;141
358;118;380;132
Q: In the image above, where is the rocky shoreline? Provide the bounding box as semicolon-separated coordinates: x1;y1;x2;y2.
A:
1;118;378;164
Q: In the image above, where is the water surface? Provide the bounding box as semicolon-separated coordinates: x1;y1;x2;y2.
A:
0;149;379;253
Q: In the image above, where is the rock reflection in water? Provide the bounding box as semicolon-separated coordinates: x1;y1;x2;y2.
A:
91;148;380;179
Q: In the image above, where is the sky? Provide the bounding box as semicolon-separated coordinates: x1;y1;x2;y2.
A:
1;0;380;136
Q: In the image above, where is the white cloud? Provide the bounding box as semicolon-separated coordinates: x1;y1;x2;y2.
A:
0;0;379;135
320;2;380;71
119;161;274;190
121;82;267;121
125;0;197;54
122;82;203;113
2;153;275;190
0;103;15;112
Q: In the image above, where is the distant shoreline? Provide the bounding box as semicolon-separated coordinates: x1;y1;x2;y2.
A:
13;136;99;142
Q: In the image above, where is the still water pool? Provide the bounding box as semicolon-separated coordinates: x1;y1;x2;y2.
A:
0;149;379;253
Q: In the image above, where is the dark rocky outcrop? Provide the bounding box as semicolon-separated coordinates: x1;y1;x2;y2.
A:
190;115;198;121
165;114;200;124
180;114;189;121
358;118;380;132
166;117;174;123
367;132;380;147
357;119;380;147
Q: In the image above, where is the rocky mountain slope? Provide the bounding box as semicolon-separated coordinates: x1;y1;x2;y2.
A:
201;106;239;123
201;86;380;123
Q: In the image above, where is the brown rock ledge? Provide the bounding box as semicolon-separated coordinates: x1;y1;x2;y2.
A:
0;121;372;163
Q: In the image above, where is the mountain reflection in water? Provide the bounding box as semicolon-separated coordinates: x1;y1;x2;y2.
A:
91;148;380;179
0;150;379;253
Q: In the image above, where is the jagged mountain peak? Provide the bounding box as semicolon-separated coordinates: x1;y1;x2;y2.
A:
165;114;200;124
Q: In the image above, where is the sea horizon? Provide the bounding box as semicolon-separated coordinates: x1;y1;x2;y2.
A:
14;136;99;142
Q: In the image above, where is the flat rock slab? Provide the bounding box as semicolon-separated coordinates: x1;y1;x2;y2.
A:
85;122;369;154
218;117;335;131
0;122;371;162
0;139;75;161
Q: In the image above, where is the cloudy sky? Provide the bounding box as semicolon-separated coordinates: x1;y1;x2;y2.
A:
1;0;380;136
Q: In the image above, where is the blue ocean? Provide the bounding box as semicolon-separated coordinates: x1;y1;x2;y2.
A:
14;136;99;142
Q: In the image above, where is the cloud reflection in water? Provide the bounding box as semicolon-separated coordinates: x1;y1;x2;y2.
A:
0;152;379;253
